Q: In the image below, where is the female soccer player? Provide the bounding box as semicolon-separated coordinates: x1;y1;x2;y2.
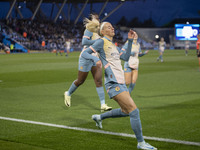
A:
123;33;149;95
64;14;112;112
196;34;200;71
157;37;166;62
81;22;157;150
185;40;190;56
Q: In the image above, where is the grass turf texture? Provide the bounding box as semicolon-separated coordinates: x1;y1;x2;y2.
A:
0;50;199;150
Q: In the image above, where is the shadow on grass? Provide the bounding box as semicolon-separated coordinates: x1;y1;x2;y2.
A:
140;98;200;110
136;91;200;98
61;94;99;111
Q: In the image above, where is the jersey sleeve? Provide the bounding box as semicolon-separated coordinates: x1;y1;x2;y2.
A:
139;44;142;53
119;39;133;61
82;29;96;46
122;41;128;50
81;39;104;64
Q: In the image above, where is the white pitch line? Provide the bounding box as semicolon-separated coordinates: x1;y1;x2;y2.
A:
0;116;200;147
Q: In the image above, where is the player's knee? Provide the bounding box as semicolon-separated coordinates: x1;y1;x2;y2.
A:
125;80;131;85
123;102;137;114
94;78;102;87
132;80;136;83
121;109;129;114
75;79;85;86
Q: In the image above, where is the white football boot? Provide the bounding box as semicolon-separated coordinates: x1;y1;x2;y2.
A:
137;141;157;150
64;91;71;107
92;114;102;129
101;104;112;112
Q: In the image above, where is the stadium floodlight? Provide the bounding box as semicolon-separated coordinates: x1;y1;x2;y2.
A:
155;35;159;39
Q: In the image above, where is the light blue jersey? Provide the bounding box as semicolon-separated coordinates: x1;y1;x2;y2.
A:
123;41;142;71
82;29;100;48
159;41;166;53
79;29;100;72
81;36;133;98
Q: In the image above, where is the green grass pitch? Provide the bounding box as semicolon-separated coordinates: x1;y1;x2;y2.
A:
0;50;200;150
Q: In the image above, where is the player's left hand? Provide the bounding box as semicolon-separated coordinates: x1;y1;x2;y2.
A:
128;30;135;39
145;50;149;54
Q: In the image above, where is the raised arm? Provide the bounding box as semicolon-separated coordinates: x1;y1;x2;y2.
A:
119;30;135;61
81;39;104;65
82;29;97;46
138;46;149;57
120;39;133;61
122;41;135;56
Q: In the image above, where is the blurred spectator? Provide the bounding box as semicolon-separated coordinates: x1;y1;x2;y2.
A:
2;18;136;51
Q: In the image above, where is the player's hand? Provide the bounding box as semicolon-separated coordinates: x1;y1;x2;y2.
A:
145;50;149;54
96;60;102;68
128;29;136;39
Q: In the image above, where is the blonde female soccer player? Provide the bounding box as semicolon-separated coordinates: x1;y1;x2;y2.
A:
64;14;112;112
157;37;166;62
81;22;157;150
123;33;149;95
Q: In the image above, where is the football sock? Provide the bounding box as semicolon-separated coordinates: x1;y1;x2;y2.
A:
129;108;144;142
128;83;136;94
100;108;129;120
160;55;163;61
96;87;105;105
68;81;78;96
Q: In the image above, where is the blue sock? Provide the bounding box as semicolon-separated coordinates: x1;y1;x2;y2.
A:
128;83;136;94
160;55;163;60
100;108;129;120
96;87;105;105
129;108;144;142
68;81;78;96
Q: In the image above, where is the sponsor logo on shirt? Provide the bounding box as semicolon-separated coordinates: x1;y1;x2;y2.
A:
111;52;120;59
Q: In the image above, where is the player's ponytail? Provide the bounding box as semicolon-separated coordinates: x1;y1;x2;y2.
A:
83;15;100;33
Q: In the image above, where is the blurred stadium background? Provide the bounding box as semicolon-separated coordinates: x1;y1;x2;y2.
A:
0;0;200;150
0;0;200;53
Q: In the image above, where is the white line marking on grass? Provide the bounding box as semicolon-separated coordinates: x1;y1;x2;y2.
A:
0;116;200;147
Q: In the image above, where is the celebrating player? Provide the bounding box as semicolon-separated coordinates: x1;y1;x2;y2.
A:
123;33;149;95
64;14;112;112
81;22;157;150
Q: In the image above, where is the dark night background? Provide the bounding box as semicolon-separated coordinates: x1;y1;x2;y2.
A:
0;0;200;27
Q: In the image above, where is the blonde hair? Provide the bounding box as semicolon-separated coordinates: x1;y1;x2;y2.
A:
99;22;109;36
83;15;100;33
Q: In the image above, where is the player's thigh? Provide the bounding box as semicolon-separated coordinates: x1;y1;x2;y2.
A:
113;91;137;114
131;69;138;83
75;71;89;86
91;63;102;80
124;72;132;85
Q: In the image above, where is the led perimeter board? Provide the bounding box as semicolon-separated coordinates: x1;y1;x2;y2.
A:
175;24;200;40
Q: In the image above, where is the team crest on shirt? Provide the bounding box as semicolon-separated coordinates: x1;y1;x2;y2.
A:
124;68;127;71
80;66;83;70
115;86;120;91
